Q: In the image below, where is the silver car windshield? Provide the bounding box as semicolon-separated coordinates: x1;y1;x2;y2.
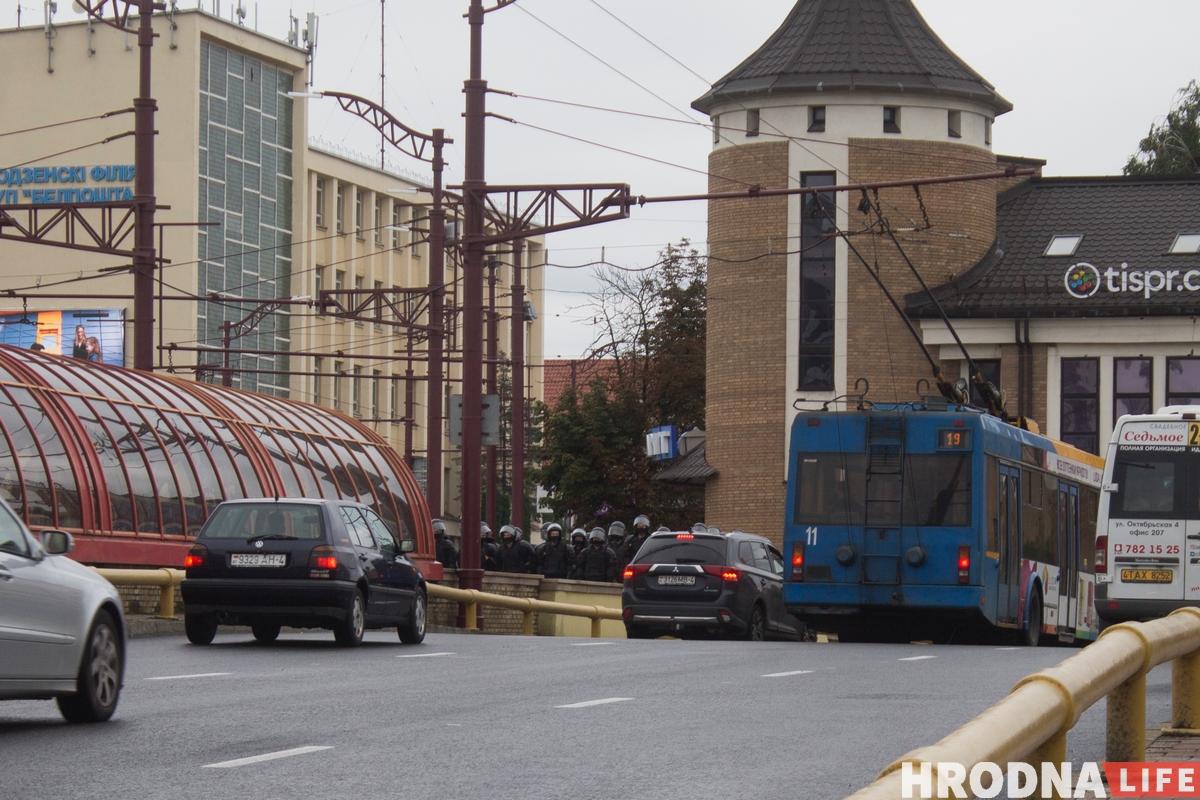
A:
0;504;29;558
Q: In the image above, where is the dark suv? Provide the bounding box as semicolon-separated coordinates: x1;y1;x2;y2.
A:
622;530;803;641
181;499;426;647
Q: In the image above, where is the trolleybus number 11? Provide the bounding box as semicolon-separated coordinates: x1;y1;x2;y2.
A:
806;527;818;545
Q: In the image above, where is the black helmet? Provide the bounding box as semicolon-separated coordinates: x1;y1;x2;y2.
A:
544;522;563;539
433;519;446;536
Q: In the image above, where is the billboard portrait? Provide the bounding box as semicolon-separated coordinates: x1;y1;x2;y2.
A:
0;309;126;366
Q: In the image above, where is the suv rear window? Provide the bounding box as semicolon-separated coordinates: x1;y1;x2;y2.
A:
632;536;728;566
199;503;325;540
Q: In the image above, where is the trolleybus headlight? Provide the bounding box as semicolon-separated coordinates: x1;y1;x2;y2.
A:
835;544;857;566
905;546;926;568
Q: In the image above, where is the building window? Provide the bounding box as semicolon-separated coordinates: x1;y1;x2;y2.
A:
390;374;398;420
947;110;962;139
314;267;326;316
333;361;343;409
969;359;1002;408
883;106;901;134
373;281;383;331
313;356;323;404
354;276;364;327
808;106;826;133
1114;358;1152;420
1061;358;1100;454
392;203;401;249
373;196;382;246
412;207;424;258
746;109;760;137
984;118;992;146
355;189;364;238
1169;234;1200;255
712;115;720;145
1168;358;1200;406
1044;235;1083;257
798;172;836;392
335;270;345;321
372;369;381;420
352;366;362;417
336;184;345;233
315;177;326;228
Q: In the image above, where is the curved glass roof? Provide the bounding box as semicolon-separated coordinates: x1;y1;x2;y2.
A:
0;346;433;565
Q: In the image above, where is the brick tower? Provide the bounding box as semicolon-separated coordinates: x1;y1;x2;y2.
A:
692;0;1013;545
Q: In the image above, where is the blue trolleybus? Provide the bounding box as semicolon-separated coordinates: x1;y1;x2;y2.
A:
782;404;1104;644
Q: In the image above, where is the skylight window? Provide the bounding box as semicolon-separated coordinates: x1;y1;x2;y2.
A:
1169;234;1200;254
1045;235;1083;257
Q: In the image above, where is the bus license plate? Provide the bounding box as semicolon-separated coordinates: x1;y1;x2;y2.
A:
231;553;287;567
1120;569;1172;583
658;575;695;586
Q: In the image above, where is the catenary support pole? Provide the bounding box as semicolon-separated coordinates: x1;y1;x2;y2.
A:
510;239;525;531
425;129;446;520
132;0;158;372
485;255;498;531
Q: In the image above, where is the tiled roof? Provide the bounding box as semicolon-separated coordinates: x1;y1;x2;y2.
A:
906;175;1200;318
693;0;1010;115
652;442;717;485
541;358;618;413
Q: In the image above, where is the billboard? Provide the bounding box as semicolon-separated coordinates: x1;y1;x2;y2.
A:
0;309;126;366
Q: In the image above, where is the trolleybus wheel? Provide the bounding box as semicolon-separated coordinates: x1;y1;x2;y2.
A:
1023;593;1043;648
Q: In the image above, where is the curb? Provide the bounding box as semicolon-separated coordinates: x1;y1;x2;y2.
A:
126;615;185;639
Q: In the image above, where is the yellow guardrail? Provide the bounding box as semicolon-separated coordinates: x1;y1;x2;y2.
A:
92;567;186;620
844;607;1200;799
426;582;623;638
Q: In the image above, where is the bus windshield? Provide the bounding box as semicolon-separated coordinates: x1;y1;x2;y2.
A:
1110;447;1189;519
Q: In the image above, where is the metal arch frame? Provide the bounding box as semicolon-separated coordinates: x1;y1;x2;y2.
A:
320;92;449;164
455;183;633;247
74;0;165;33
0;203;150;260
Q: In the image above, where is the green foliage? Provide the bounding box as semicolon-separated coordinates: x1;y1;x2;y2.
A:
534;241;706;530
1125;81;1200;176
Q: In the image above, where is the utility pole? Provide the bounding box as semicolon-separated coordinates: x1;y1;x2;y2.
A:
425;129;447;520
132;0;159;372
485;255;498;532
379;0;385;170
509;239;525;532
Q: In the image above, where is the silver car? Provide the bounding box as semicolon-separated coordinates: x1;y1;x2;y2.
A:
0;501;125;722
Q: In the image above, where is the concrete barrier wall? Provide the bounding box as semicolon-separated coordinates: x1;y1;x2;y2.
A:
430;571;626;638
538;579;624;638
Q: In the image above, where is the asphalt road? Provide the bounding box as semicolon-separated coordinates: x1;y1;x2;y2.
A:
0;631;1172;800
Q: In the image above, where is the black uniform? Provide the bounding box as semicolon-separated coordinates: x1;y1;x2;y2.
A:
535;539;575;579
627;532;651;563
482;537;500;571
610;537;634;578
496;539;536;573
576;542;617;582
435;533;459;570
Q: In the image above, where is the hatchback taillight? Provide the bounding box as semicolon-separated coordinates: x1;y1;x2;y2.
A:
184;545;207;569
958;545;970;584
1095;535;1108;574
309;546;338;570
623;564;650;583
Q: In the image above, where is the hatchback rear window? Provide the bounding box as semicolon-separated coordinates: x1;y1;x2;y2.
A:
632;536;727;566
199;503;325;540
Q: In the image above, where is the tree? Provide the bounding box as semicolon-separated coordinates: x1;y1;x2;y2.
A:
1124;80;1200;176
534;240;707;530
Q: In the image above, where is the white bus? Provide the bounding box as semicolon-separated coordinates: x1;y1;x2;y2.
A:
1097;408;1200;623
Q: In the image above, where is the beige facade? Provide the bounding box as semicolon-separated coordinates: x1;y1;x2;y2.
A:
0;9;545;522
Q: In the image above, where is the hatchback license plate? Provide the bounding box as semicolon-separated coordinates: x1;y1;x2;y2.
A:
231;553;286;567
1121;568;1172;583
657;575;695;586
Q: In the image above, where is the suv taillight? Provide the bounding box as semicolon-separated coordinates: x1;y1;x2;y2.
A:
308;546;338;570
958;545;970;584
623;564;650;582
702;565;740;584
184;545;207;569
792;543;805;581
1095;535;1108;574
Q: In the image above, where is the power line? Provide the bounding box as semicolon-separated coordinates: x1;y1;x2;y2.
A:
7;131;134;170
0;108;133;140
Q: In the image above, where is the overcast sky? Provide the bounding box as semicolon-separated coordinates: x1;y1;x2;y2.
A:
18;1;1199;358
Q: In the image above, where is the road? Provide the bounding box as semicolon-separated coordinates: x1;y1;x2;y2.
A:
0;631;1173;800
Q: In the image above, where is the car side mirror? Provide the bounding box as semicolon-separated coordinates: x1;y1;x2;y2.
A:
40;529;74;556
400;539;416;553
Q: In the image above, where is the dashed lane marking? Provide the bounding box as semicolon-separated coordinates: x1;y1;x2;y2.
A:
994;647;1022;651
555;697;633;709
203;746;333;769
571;642;614;646
898;655;937;661
146;672;232;681
761;670;816;678
396;652;456;658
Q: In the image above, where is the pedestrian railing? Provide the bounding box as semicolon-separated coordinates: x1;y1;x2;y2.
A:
843;607;1200;799
426;583;622;638
92;567;185;620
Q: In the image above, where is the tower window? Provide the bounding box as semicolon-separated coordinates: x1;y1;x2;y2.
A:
808;106;826;133
712;115;721;144
948;110;962;139
883;107;901;134
746;109;760;137
984;118;992;145
798;172;836;392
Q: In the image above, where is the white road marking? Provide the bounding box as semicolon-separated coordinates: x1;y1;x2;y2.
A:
396;652;456;658
994;647;1022;651
761;669;815;678
571;642;613;647
898;655;937;662
146;672;232;681
203;746;333;769
555;697;633;709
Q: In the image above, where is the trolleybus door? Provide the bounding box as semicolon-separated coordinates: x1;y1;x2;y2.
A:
997;465;1022;623
1058;483;1079;640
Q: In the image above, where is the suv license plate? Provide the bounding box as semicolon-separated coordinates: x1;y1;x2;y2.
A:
657;575;695;586
231;553;287;567
1120;568;1172;583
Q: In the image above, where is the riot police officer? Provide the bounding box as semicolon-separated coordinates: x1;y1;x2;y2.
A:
576;527;617;583
480;522;500;572
433;518;459;570
496;524;535;573
535;522;574;579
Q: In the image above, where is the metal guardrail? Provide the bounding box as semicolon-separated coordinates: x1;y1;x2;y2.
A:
92;568;185;620
843;607;1200;799
88;569;623;636
426;583;623;637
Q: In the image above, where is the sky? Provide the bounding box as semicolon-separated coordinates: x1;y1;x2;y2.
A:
15;0;1199;358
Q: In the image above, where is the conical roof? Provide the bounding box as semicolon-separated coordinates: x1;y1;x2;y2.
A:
693;0;1011;116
